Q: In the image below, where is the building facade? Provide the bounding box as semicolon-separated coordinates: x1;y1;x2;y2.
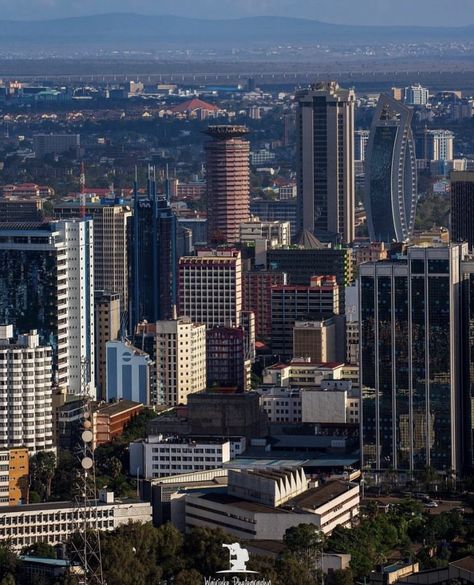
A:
106;340;154;405
365;94;418;243
94;291;121;401
205;125;250;244
360;244;467;472
293;319;336;363
155;317;207;406
0;448;29;506
451;171;474;251
0;326;53;453
243;270;287;339
296;81;356;244
206;326;251;391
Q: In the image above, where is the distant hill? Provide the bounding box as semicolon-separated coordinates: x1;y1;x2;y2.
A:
0;13;472;48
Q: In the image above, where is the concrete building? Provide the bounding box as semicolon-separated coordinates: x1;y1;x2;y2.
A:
91;400;143;450
0;448;29;506
0;220;95;395
106;340;154;405
293;319;336;364
0;198;43;222
54;201;131;311
404;84;429;106
205;125;250;244
94;291;121;400
250;199;298;239
301;382;360;424
271;276;340;358
239;217;291;247
206;326;251;391
155;317;207;406
178;249;242;328
185;469;359;539
263;359;355;388
353;242;387;266
0;326;53;454
129;435;242;479
0;491;152;551
345;284;359;365
296;82;356;244
257;387;303;423
417;129;454;162
451;171;474;251
33;133;80;157
243;270;287;339
354;129;370;162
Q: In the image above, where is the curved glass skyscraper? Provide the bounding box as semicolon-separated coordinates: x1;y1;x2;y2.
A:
365;94;417;243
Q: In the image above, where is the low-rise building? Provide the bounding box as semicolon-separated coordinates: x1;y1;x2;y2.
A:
0;448;29;506
91;400;143;449
293;319;336;364
0;491;152;551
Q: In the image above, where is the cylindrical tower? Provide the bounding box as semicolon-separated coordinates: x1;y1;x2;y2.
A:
205;125;250;244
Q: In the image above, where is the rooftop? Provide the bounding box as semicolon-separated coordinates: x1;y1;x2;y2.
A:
291;480;356;510
198;491;289;514
205;125;249;139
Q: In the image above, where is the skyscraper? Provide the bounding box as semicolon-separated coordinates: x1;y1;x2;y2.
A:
360;244;466;473
451;171;474;251
130;171;178;332
0;220;95;395
95;291;121;400
365;94;418;243
296;81;356;244
205;125;250;244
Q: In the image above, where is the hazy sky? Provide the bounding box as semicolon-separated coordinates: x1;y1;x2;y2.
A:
0;0;473;26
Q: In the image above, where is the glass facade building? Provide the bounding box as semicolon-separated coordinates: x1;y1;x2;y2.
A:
365;94;417;243
360;244;467;473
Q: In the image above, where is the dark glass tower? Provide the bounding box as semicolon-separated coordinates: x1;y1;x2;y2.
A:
365;94;417;243
451;171;474;251
130;170;178;333
360;244;467;474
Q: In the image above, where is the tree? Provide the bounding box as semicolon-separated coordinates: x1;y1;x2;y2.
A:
174;569;202;585
30;451;56;501
0;543;18;582
284;523;325;564
183;527;229;575
22;542;57;559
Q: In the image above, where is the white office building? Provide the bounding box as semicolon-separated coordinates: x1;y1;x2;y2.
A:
155;317;207;406
0;326;53;453
106;340;153;405
239;217;291;247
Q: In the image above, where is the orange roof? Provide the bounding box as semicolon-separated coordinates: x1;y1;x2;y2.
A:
170;98;219;114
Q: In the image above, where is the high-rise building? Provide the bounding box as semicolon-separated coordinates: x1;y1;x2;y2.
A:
54;200;131;313
354;130;370;162
271;276;341;358
155;316;207;406
293;319;336;363
0;448;29;506
451;171;474;251
130;174;178;332
404;84;429;106
94;291;121;400
0;326;53;454
178;249;242;328
243;270;287;339
296;81;356;244
365;94;417;243
205;125;250;244
416;129;454;162
206;326;251;391
0;220;95;395
360;244;467;473
106;340;154;405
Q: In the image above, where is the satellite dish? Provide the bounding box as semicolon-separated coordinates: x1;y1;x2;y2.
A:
81;457;93;470
82;430;93;443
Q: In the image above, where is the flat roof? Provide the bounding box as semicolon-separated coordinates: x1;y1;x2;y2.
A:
19;556;70;567
94;400;143;416
291;480;355;510
198;492;289;514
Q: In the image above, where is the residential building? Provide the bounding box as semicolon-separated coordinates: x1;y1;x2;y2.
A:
178;249;242;328
0;448;29;506
129;435;240;479
205;125;250;244
33;133;80;157
365;94;418;243
293;319;336;363
360;244;467;472
155;317;207;406
404;84;429;106
1;183;54;199
416;129;454;162
185;469;359;539
296;81;356;244
0;491;152;551
451;171;474;251
206;326;251;391
243;270;287;339
0;220;95;395
106;340;154;405
0;326;53;453
271;276;340;357
54;200;131;311
94;291;121;400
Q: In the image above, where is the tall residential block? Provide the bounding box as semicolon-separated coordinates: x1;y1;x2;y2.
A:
54;200;131;312
155;317;207;406
205;125;250;244
451;171;474;251
0;326;53;454
0;220;95;395
178;249;242;328
95;291;121;400
365;94;417;243
296;81;356;244
360;244;467;473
